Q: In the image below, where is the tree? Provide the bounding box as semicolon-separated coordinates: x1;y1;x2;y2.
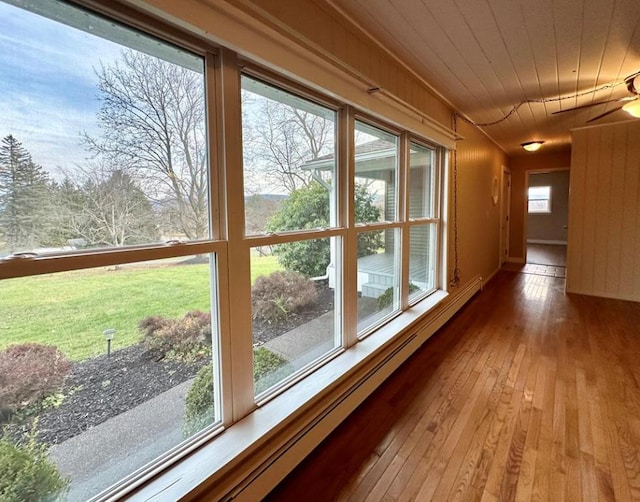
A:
84;50;207;240
242;88;334;193
0;135;54;253
266;182;382;277
58;168;158;247
244;194;283;235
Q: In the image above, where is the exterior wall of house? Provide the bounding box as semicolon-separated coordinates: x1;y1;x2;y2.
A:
226;0;506;288
509;150;572;261
123;0;509;497
567;120;640;301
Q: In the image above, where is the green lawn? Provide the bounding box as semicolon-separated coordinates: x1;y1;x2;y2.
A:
0;256;282;360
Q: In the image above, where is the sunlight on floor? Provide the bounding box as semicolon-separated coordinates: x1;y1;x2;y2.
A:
521;273;551;301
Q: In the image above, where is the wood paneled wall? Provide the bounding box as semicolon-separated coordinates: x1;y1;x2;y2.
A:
453;120;507;283
567;120;640;301
227;0;452;127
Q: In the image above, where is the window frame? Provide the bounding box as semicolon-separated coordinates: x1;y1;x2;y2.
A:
0;2;450;500
528;185;552;214
0;2;229;497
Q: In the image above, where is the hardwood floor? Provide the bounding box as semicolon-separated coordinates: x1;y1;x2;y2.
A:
527;243;567;267
266;271;640;501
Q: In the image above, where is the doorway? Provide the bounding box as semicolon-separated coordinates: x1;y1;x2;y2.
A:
525;170;569;269
499;166;511;267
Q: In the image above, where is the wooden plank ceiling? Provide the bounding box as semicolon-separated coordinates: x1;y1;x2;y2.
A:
327;0;640;154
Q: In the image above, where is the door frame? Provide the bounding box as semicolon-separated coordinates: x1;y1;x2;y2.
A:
523;167;570;264
499;166;511;266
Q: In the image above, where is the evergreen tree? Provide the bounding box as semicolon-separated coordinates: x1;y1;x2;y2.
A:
0;135;53;253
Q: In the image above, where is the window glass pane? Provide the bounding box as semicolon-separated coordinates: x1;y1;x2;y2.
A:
0;0;208;259
409;223;437;300
409;142;435;218
528;186;551;213
354;121;398;223
357;228;399;334
0;254;220;500
251;237;339;395
242;76;337;235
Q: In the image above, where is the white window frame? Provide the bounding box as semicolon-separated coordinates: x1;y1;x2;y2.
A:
0;2;450;500
528;185;552;213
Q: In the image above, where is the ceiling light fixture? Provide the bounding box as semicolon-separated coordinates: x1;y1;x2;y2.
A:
622;99;640;118
521;141;545;152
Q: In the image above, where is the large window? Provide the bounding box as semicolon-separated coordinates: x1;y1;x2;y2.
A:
0;1;446;500
241;75;341;396
0;2;221;501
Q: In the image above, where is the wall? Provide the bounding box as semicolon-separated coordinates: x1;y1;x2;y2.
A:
527;170;570;243
454;120;507;284
508;149;572;261
567;120;640;301
125;0;508;498
225;0;453;128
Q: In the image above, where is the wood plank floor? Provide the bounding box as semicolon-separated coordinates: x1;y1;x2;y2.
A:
266;270;640;501
527;243;567;267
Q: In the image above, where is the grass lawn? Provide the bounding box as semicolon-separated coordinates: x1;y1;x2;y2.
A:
0;255;283;360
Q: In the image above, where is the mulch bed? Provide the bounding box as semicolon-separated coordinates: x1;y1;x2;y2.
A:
4;282;336;447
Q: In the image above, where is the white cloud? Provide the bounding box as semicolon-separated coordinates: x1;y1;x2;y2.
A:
0;2;122;177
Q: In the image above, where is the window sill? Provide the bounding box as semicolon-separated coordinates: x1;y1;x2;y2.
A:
124;289;460;501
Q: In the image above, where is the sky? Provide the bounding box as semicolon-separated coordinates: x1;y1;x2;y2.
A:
0;0;204;183
0;1;131;178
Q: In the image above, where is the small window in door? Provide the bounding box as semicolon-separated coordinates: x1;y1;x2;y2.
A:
528;186;551;213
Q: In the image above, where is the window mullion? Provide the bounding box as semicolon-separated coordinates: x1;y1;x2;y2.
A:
342;106;358;347
219;48;256;421
399;133;410;311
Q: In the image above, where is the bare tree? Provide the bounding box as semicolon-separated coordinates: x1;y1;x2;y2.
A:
84;50;208;239
59;166;158;248
241;90;335;194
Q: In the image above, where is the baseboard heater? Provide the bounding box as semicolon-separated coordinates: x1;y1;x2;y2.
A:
228;276;483;501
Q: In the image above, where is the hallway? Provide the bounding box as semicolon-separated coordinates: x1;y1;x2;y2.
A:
268;270;640;501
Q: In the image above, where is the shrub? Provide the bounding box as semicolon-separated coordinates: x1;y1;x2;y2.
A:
252;271;318;324
376;283;421;310
182;348;287;437
140;310;211;360
253;347;288;395
0;344;71;416
182;364;214;438
266;182;381;277
0;427;69;501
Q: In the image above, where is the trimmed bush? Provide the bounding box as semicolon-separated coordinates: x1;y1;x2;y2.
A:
182;364;214;438
140;310;211;360
182;348;287;437
253;347;288;395
252;271;318;324
0;428;69;501
0;344;71;416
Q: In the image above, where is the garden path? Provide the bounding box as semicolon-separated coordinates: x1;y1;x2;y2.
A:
49;379;191;502
48;312;337;501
